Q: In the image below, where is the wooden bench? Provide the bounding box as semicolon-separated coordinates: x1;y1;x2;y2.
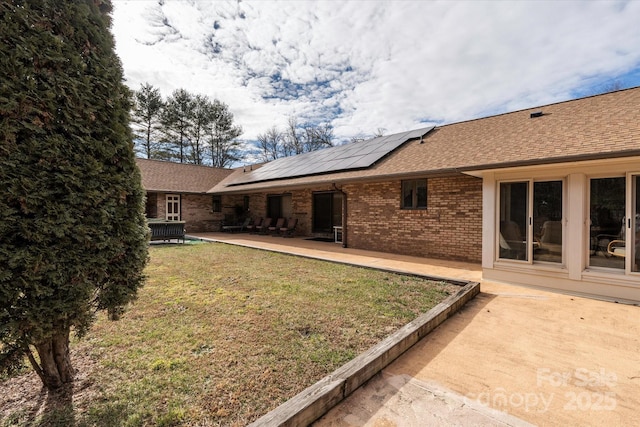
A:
148;220;186;243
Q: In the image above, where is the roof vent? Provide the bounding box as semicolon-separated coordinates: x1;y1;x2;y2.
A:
530;111;543;118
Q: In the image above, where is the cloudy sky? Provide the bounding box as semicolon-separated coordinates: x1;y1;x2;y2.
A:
111;0;640;145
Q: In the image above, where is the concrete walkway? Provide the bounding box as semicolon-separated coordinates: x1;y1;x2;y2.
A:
189;233;640;426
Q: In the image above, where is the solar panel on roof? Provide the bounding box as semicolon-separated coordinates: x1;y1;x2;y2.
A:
228;126;434;186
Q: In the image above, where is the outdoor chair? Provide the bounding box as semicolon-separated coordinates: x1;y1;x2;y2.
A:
268;217;286;235
222;217;251;233
256;217;272;235
246;217;262;234
279;218;297;238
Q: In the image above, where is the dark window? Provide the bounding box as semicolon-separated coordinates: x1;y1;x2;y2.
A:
212;195;222;212
313;192;342;233
145;192;158;218
401;179;427;209
267;194;292;219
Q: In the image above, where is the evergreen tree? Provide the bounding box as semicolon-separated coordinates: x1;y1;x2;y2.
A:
206;99;243;168
132;82;164;159
190;94;210;165
162;88;194;163
0;0;148;391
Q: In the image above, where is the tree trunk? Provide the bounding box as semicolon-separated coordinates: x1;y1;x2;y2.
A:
30;327;74;391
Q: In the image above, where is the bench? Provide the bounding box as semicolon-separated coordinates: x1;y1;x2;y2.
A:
148;220;186;243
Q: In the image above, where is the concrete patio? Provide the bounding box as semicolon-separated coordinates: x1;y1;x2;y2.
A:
188;232;640;426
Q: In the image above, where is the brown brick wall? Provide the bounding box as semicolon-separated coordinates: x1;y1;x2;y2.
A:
344;176;482;262
147;192;224;232
214;175;481;262
225;186;336;237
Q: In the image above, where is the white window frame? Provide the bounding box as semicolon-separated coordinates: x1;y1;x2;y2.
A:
496;178;566;266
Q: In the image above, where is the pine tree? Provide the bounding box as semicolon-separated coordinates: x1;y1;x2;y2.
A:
162;88;195;163
206;99;243;168
132;83;164;159
0;0;148;391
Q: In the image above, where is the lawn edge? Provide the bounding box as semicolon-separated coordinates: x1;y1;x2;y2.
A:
248;280;480;427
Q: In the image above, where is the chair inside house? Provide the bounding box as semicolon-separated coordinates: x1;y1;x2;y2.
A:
539;220;562;255
499;220;526;260
268;217;286;235
607;239;626;258
279;218;298;237
596;223;624;257
598;222;640;258
246;217;262;234
256;217;272;235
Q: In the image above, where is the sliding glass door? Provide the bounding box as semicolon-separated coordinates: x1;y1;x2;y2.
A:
633;176;640;273
498;180;564;264
533;181;563;263
588;174;640;274
589;177;625;269
499;182;529;260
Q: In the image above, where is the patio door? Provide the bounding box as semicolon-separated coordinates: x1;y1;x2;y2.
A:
632;175;640;273
166;194;180;221
588;174;640;273
313;192;342;234
498;180;564;263
589;177;624;269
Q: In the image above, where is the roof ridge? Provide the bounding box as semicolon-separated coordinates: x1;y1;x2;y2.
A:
135;157;232;171
435;85;640;129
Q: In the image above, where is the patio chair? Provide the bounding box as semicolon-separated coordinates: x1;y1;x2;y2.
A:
246;218;262;234
256;217;272;235
268;217;286;235
279;218;297;238
222;217;251;233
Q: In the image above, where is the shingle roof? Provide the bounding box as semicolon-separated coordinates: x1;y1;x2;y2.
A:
136;158;233;193
210;87;640;194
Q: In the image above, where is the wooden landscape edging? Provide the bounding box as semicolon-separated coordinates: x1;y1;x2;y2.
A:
249;280;480;426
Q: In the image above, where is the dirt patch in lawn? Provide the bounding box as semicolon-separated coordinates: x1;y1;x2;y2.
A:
1;243;460;426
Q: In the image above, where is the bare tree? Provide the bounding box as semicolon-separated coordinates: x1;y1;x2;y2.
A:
303;122;334;152
284;116;304;156
350;128;385;143
256;126;283;162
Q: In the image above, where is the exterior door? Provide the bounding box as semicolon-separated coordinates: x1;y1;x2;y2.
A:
313;192;342;233
166;194;180;221
589;177;625;269
498;180;564;263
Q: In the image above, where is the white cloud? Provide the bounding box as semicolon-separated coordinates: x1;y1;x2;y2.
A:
111;0;640;144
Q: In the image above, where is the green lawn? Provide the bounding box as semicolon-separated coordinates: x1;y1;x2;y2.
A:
1;242;457;427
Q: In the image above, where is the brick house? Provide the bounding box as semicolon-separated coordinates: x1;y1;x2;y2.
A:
136;158;234;232
206;87;640;302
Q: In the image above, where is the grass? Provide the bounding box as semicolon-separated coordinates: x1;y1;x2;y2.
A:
1;242;458;426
